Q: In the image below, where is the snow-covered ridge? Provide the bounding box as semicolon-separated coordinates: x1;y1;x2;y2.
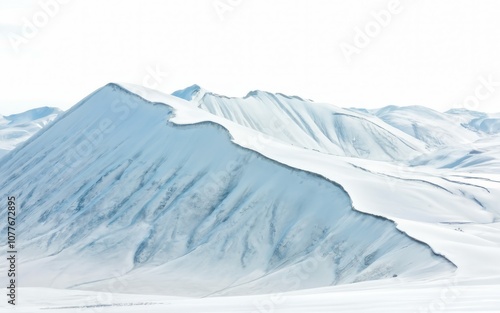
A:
172;85;427;162
361;105;500;170
371;105;500;148
172;84;500;171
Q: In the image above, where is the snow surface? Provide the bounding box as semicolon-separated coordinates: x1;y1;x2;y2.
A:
1;83;499;311
0;106;61;158
372;105;481;148
3;278;500;312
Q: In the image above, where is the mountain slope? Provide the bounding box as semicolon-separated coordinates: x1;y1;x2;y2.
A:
372;106;500;147
173;85;427;162
0;84;453;296
0;106;62;157
368;106;500;170
372;105;481;148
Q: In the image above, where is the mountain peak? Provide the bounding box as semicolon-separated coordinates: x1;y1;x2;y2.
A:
172;84;204;101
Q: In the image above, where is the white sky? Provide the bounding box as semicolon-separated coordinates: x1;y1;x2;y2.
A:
1;0;500;115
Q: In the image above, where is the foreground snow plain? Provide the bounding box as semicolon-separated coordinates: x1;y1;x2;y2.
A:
1;83;499;311
3;277;500;312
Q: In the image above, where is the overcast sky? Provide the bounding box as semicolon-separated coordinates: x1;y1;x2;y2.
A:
1;0;500;115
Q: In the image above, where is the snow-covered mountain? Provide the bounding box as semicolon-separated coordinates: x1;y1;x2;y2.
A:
0;84;499;306
0;84;452;296
173;85;427;162
0;106;62;158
